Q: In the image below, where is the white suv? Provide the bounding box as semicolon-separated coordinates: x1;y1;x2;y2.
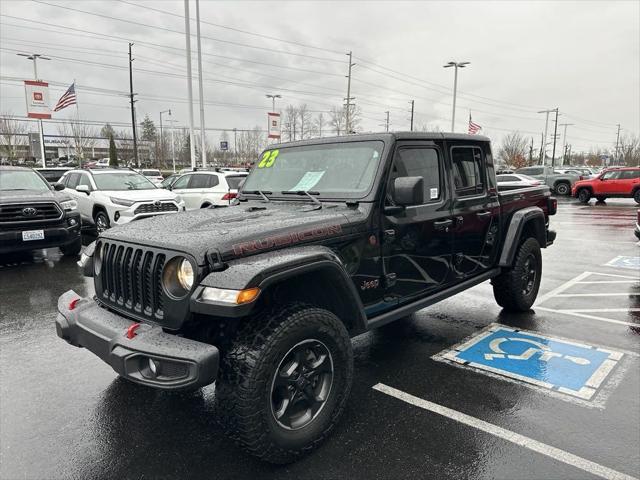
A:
60;168;185;233
169;171;247;210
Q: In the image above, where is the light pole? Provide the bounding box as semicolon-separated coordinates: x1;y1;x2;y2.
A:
266;94;281;112
183;0;196;169
559;123;574;166
167;116;178;173
538;108;558;166
443;61;469;132
159;109;171;168
17;53;49;167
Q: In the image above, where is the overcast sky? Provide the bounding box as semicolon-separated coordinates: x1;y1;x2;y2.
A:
1;0;638;152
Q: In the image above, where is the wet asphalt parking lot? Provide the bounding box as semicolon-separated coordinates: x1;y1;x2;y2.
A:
1;197;639;480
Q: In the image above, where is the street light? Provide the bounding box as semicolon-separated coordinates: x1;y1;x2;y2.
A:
18;53;51;167
159;109;171;167
443;61;470;132
266;94;281;112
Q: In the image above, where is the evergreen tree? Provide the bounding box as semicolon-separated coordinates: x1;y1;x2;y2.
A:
109;134;119;167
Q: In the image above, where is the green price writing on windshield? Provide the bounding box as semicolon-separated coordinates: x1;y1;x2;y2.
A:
258;149;279;168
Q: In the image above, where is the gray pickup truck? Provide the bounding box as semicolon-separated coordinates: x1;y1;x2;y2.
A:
515;165;580;195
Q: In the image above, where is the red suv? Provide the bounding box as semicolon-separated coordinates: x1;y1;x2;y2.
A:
572;167;640;204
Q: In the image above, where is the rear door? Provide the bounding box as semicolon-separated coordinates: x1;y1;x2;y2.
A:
618;169;640;195
382;141;454;304
450;141;501;281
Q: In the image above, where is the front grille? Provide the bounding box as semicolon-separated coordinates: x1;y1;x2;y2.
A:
98;241;166;320
0;202;62;223
134;202;178;215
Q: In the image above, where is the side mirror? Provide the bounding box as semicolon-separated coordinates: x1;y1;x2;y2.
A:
393;176;424;206
76;184;91;195
53;183;65;191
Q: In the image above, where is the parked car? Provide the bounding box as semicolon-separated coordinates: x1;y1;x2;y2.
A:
515;166;580;195
555;167;594;178
0;166;81;255
160;173;180;189
59;168;185;233
36;167;72;185
56;132;556;464
497;173;541;188
571;167;640;204
139;169;164;185
169;170;247;209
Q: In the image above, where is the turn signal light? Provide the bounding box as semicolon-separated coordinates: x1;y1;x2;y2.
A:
236;287;260;305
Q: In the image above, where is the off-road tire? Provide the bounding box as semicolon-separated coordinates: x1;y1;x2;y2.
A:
94;210;110;233
60;237;82;256
555;182;570;196
577;188;591;204
634;189;640;205
491;237;542;312
215;303;353;464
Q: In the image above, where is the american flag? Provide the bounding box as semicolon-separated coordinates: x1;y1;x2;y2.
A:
53;83;77;112
468;114;482;135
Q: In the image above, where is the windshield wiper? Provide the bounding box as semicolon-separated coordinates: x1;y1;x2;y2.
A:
281;190;322;208
243;189;271;202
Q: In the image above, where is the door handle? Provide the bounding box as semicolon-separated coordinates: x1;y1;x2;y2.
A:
477;211;492;219
433;219;453;231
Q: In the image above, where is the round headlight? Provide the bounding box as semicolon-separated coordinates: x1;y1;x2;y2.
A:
176;258;194;290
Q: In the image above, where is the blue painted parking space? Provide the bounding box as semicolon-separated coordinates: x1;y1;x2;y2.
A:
434;324;625;402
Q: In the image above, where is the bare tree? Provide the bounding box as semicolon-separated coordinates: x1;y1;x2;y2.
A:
283;104;299;141
619;133;640;166
498;131;529;168
312;112;325;138
298;104;312;139
57;115;97;161
329;106;346;136
0;113;28;161
237;127;266;164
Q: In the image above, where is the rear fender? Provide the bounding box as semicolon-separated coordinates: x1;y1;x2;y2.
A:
498;207;546;267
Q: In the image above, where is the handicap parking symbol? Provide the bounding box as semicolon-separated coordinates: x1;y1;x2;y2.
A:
435;325;624;401
605;256;640;270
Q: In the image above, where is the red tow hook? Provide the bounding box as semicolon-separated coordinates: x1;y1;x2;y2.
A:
69;298;81;310
126;323;141;339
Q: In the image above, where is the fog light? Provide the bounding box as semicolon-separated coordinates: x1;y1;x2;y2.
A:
149;358;159;376
68;217;77;226
114;211;120;221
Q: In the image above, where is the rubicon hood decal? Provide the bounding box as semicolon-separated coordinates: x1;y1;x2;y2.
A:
232;224;342;256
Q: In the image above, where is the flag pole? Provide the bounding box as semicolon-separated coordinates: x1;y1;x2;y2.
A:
73;79;83;165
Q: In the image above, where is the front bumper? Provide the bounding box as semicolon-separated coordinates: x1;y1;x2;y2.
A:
55;290;219;390
0;213;81;254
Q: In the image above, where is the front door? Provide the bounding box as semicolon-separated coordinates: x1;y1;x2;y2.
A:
450;142;501;280
382;142;454;306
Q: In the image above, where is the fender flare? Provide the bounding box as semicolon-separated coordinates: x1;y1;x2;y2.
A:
191;246;368;333
498;206;546;267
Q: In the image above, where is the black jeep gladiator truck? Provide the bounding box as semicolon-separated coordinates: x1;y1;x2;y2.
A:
0;166;81;256
55;133;556;463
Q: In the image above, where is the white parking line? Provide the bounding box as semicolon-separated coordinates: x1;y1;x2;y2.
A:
373;383;639;480
555;293;638;297
536;306;638;328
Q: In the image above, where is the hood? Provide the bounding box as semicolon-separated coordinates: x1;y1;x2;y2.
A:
0;188;72;204
102;188;177;202
101;200;369;265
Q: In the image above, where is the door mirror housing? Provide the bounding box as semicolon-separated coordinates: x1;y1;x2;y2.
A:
53;182;65;191
393;176;424;206
76;184;91;195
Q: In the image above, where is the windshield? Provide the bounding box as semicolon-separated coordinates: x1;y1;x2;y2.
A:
0;170;50;191
242;141;384;199
93;172;157;191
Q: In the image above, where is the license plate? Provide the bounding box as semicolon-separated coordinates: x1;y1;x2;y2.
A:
22;230;44;241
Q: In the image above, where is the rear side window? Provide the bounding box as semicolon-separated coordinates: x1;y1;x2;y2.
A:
389;147;441;203
189;174;219;188
519;167;543;175
497;175;518;181
452;146;484;196
620;170;640;179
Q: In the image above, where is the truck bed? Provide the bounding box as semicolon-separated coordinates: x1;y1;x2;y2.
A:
498;185;552;225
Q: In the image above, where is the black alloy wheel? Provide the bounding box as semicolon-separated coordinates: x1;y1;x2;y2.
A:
271;339;334;430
